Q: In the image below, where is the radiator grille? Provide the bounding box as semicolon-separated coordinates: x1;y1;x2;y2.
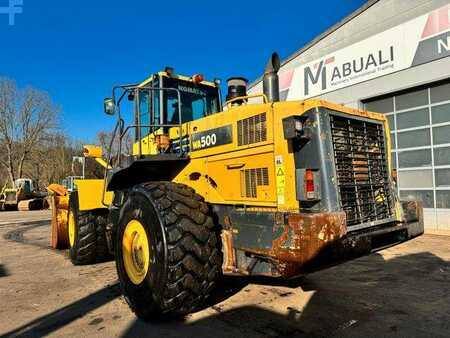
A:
237;113;267;146
240;168;269;198
330;114;393;227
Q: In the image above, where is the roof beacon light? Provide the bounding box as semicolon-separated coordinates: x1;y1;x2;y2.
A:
192;74;204;84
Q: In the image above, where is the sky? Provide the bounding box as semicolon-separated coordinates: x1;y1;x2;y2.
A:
0;0;367;142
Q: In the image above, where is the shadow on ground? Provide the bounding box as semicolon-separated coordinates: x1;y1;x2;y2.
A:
0;264;10;278
3;283;121;338
3;251;450;337
3;221;50;249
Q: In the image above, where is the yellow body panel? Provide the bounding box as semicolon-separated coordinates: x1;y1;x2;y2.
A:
75;179;113;211
126;97;396;216
83;145;103;158
120;99;392;211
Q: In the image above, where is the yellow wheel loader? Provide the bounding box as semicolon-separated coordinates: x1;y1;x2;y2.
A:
47;146;111;262
70;53;423;320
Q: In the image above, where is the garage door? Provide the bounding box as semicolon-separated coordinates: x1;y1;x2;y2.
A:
364;81;450;230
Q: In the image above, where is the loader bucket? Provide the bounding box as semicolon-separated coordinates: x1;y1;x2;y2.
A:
47;184;70;249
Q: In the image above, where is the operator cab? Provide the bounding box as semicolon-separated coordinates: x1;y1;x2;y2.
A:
104;69;221;160
137;72;221;129
14;178;34;194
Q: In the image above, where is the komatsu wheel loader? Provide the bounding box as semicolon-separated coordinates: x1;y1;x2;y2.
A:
67;53;423;320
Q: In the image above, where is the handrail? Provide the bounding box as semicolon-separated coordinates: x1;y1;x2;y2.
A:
101;85;185;207
101;118;123;207
226;93;268;108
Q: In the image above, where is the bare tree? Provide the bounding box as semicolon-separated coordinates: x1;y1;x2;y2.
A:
0;78;59;186
25;133;81;188
96;130;133;160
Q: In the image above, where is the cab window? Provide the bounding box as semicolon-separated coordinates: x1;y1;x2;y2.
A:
139;91;150;136
163;77;220;124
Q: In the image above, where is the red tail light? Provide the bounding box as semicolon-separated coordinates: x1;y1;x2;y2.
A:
305;169;316;199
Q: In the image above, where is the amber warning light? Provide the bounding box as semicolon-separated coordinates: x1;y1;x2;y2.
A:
192;74;204;84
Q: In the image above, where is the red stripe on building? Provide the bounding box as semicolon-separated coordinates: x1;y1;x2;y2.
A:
421;4;450;39
279;70;294;90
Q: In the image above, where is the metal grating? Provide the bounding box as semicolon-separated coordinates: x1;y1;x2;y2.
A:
240;168;269;198
330;114;393;227
237;113;267;146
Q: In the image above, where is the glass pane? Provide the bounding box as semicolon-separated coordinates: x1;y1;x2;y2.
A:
387;115;395;131
433;125;450;145
431;103;450;124
435;168;450;187
139;91;150;136
436;191;450;209
398;170;433;188
395;89;428;111
400;190;434;208
434;147;450;166
398;149;431;168
397;129;431;148
430;82;450;104
365;97;394;113
396;108;429;130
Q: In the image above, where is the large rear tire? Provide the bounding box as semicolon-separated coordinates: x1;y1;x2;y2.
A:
67;191;109;265
115;182;222;320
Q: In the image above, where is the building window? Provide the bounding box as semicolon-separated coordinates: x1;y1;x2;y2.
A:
363;80;450;212
400;190;434;208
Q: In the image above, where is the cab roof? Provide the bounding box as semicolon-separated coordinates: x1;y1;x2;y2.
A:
138;71;217;88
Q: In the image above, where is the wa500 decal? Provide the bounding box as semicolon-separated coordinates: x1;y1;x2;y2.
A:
191;125;232;151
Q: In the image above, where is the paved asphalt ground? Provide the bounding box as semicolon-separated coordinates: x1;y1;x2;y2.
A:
0;210;449;337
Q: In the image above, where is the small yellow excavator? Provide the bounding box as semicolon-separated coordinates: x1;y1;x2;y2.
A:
0;178;48;211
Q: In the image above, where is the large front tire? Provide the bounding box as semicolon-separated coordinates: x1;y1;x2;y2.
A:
67;192;109;265
116;182;222;320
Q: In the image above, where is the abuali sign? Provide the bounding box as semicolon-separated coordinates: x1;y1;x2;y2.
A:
277;4;450;100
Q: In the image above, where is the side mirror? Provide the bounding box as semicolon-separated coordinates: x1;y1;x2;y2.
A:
104;98;115;115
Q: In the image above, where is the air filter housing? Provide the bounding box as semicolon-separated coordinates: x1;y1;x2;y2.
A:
226;77;248;105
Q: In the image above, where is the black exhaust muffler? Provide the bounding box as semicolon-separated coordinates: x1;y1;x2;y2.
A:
263;52;281;102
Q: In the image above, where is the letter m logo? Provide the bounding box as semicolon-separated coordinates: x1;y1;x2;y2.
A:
304;60;327;96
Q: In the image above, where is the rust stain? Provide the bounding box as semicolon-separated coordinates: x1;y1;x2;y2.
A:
273;211;347;262
240;211;347;277
221;229;237;273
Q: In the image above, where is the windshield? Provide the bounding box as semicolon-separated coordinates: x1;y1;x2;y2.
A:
163;77;220;124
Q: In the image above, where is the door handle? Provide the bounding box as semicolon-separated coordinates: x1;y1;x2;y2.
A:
226;163;245;170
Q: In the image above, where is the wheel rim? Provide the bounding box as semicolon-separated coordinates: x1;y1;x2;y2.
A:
68;210;76;247
122;220;150;285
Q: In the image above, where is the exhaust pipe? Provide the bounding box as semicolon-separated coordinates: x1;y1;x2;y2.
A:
263;52;281;102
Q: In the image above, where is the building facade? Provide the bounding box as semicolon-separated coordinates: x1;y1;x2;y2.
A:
250;0;450;229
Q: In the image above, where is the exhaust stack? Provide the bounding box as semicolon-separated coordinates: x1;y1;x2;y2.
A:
263;52;281;102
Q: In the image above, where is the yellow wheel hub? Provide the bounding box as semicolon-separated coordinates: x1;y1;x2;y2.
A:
68;210;76;247
122;220;150;285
